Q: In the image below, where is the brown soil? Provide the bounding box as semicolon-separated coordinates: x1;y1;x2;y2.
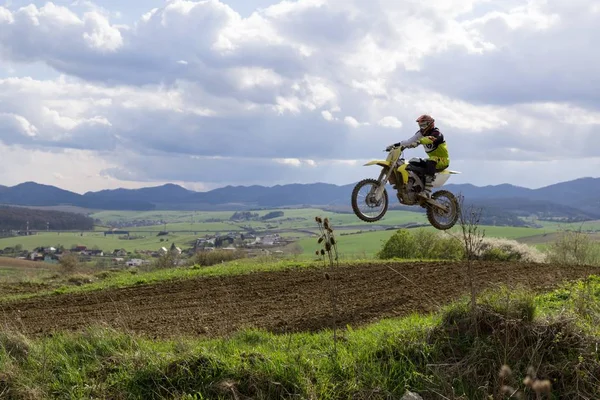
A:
0;261;598;339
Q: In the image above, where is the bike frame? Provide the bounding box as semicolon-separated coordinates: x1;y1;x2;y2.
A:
363;147;403;202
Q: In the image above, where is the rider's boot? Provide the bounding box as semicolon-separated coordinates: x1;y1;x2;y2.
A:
417;175;434;199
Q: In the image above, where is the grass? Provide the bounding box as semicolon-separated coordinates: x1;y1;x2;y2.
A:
0;257;61;283
298;230;396;258
2;276;600;399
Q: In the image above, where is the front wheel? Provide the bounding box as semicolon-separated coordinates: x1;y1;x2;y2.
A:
351;178;389;222
426;190;460;230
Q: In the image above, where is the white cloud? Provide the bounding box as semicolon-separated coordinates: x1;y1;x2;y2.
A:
321;110;334;121
0;113;38;137
275;158;302;167
0;0;598;191
82;11;123;51
378;116;402;128
344;116;360;128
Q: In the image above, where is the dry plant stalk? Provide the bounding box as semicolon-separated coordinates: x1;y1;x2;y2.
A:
315;216;340;356
499;364;552;399
456;194;486;315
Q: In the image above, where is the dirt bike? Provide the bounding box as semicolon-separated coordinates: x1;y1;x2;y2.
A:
350;145;461;230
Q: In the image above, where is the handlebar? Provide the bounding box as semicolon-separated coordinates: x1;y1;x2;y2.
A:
384;145;405;152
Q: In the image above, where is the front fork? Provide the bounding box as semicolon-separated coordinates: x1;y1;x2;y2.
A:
371;165;395;202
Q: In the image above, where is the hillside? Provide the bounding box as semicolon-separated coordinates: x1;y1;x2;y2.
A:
0;177;598;221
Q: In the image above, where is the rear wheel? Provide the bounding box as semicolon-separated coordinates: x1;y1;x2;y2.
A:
351;178;389;222
426;190;459;230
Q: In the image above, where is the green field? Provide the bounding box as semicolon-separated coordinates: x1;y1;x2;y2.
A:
2;208;596;256
0;231;202;253
532;219;600;231
91;208;429;229
91;210;238;224
127;222;243;232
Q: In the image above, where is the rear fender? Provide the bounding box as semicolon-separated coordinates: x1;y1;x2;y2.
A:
432;169;461;188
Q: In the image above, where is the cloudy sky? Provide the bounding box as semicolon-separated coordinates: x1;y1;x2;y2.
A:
0;0;598;193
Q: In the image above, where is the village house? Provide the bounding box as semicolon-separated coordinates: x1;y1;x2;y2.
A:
159;246;181;255
81;249;104;256
126;258;149;267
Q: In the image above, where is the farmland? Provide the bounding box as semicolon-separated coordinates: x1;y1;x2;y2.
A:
2;208;588;257
1;207;600;398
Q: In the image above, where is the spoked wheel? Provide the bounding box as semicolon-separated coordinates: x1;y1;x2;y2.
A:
351;178;389;222
426;190;460;230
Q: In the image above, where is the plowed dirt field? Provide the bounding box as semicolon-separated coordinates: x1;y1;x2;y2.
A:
1;261;598;339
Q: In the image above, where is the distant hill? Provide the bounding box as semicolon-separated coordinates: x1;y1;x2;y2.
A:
0;182;155;211
0;177;599;222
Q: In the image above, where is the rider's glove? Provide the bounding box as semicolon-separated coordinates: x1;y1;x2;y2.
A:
385;143;401;151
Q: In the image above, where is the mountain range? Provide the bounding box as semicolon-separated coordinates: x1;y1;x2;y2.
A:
0;178;599;221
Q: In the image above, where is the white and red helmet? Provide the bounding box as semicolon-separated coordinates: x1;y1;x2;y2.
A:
416;114;435;133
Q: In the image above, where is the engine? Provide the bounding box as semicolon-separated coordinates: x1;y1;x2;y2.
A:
397;176;421;205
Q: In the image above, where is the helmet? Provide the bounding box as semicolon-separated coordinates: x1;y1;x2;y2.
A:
416;114;435;134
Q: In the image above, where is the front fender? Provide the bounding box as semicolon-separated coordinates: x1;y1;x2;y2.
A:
364;160;391;168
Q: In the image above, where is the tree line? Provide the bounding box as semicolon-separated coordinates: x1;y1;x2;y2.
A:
0;206;94;231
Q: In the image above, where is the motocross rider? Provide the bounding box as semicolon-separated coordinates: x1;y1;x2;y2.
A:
385;114;450;199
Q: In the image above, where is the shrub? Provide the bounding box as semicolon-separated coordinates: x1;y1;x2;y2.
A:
475;237;547;263
58;253;80;275
193;249;247;267
378;229;544;263
546;229;600;265
153;251;180;270
378;229;464;260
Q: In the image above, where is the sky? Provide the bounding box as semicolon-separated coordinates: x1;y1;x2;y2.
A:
0;0;599;194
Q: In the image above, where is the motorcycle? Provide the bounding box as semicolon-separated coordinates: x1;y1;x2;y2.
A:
351;145;461;230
